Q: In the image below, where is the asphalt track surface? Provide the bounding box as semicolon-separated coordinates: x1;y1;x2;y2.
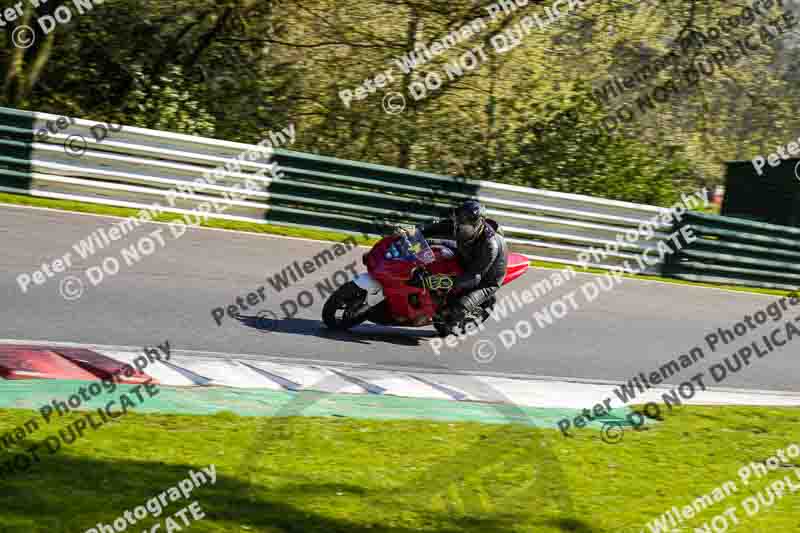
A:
2;205;799;392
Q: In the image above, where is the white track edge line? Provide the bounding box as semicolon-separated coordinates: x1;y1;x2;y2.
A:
1;338;798;399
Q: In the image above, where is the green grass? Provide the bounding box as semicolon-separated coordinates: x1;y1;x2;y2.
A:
697;203;722;215
0;191;793;298
1;405;799;532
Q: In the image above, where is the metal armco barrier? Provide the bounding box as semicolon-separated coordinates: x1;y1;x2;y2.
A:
664;211;800;291
0;106;674;272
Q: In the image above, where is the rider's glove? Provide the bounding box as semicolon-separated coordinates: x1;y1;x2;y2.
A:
392;225;415;237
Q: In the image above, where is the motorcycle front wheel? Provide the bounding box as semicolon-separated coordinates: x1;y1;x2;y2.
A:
322;281;368;330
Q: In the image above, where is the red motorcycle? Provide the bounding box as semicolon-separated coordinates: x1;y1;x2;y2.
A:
322;228;530;336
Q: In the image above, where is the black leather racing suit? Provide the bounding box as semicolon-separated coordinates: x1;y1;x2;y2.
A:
418;218;508;314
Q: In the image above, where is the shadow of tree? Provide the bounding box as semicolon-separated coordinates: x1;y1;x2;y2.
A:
0;448;598;533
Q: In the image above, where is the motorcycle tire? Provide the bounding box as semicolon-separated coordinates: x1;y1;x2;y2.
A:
322;281;368;331
433;321;454;337
433;297;495;338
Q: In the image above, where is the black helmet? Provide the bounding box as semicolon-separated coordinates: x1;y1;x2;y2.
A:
452;200;485;242
454;200;484;223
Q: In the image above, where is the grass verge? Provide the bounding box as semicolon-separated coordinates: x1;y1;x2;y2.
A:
0;191;793;298
1;405;799;532
0;192;377;247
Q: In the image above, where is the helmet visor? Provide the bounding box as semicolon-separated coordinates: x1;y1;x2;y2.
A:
454;208;478;225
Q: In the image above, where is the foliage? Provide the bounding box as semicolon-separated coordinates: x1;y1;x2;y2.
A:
1;0;798;206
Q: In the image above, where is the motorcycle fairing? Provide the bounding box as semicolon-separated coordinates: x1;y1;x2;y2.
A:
353;273;385;309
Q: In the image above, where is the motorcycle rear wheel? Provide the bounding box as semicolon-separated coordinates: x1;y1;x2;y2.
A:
433;321;455;337
433;297;495;337
433;316;482;338
322;281;368;330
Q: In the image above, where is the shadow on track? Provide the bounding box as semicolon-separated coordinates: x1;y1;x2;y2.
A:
235;313;440;347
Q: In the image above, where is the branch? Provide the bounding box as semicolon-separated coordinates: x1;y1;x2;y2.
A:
216;37;404;50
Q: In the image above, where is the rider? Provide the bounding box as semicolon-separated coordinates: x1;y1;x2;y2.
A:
399;199;507;323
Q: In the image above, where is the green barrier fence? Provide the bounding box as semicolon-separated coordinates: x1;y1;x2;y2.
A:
664;211;800;291
0;106;672;271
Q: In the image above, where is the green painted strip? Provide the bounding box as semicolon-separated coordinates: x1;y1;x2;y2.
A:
0;380;640;430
